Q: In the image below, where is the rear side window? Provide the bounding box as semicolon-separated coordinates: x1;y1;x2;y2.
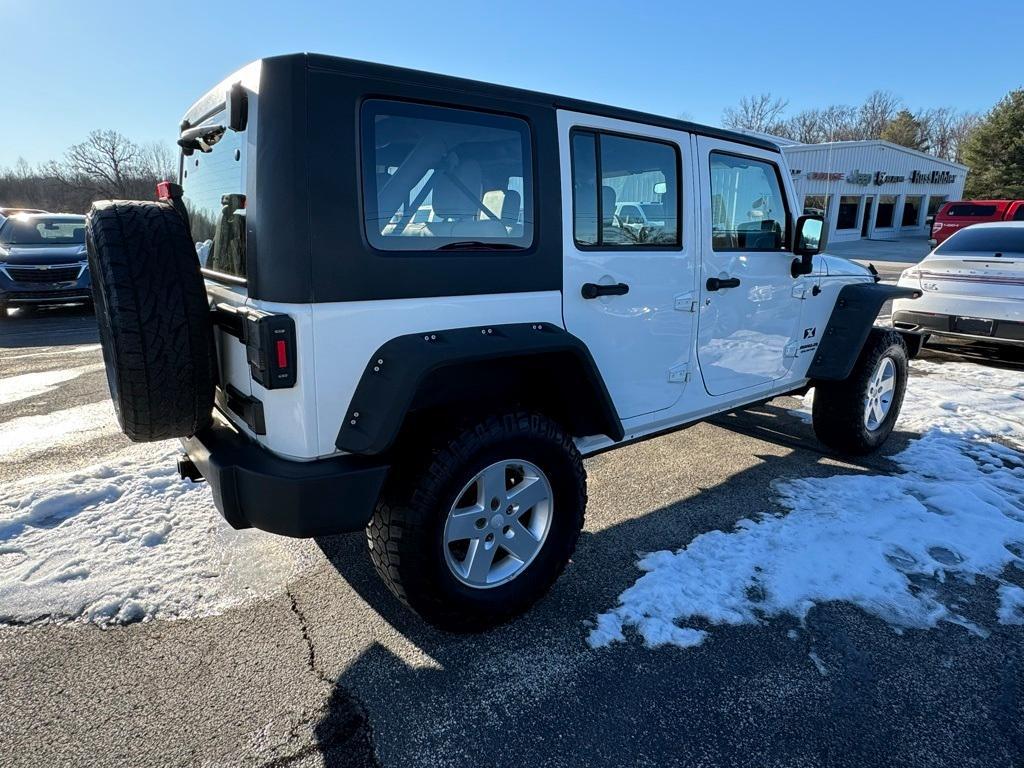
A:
571;130;680;248
934;227;1024;255
710;153;788;251
945;203;998;217
181;117;247;280
360;100;533;252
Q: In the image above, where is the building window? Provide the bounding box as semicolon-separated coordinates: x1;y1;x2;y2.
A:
837;196;860;230
875;195;897;228
902;195;923;227
803;194;831;217
360;100;533;251
572;130;680;248
709;153;788;251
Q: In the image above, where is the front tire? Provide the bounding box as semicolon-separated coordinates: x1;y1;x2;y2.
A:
812;329;909;455
367;411;586;631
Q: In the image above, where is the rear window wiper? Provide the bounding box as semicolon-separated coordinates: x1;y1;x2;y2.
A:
434;241;521;252
178;124;227;154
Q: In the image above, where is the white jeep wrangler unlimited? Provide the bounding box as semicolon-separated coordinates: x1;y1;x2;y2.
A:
86;54;921;630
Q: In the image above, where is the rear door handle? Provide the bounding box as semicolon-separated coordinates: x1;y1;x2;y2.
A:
706;276;741;291
581;282;630;299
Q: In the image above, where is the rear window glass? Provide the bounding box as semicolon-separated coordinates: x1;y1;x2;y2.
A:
360;100;533;252
934;227;1024;255
944;204;997;217
0;217;85;245
181;116;247;280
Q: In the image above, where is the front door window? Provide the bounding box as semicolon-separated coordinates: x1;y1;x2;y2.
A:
697;143;804;396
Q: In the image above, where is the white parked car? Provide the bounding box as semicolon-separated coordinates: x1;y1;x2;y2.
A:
84;54;920;630
893;222;1024;347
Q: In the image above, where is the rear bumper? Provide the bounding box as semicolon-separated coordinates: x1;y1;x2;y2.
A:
181;413;390;538
892;309;1024;346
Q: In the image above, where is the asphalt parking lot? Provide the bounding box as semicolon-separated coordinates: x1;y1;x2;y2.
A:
1;306;1023;768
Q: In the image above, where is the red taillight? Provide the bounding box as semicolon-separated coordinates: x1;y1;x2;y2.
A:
275;339;288;369
156;181;173;200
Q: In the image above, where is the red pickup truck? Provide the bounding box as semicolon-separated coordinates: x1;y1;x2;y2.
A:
930;199;1024;246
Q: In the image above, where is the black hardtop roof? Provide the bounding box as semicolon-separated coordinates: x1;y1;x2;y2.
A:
275;52;780;153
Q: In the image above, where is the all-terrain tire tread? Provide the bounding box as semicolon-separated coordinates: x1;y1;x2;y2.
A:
367;411;586;631
86;200;215;441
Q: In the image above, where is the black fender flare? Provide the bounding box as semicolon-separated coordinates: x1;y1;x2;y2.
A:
335;322;624;455
807;282;922;381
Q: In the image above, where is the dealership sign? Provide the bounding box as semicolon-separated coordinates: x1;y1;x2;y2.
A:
910;169;957;184
800;168;956;186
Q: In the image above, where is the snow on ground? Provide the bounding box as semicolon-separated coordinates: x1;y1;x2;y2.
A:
0;363;104;405
0;401;120;462
0;442;316;625
589;360;1024;649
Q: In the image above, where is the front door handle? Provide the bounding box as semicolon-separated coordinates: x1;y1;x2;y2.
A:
581;282;630;299
706;276;741;291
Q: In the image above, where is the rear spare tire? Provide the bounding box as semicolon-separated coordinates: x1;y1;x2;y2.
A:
86;200;215;442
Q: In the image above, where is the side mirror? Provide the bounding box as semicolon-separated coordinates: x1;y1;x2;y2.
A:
792;214;824;277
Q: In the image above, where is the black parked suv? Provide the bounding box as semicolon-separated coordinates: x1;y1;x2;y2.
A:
0;213;93;316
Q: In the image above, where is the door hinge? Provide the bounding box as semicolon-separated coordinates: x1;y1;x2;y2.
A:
674;292;698;312
784;341;800;358
791;283;808;300
668;363;692;383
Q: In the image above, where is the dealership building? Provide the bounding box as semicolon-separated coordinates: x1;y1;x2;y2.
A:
772;138;967;244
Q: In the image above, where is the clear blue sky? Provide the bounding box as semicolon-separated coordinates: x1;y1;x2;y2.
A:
2;0;1021;168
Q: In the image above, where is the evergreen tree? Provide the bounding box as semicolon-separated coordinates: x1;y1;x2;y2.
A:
880;109;929;151
963;89;1024;198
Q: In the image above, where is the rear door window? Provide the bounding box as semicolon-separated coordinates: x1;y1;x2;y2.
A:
181;116;247;280
360;100;533;252
570;130;680;248
945;203;998;217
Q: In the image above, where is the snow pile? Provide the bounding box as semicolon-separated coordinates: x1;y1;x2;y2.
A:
588;361;1024;648
0;443;315;625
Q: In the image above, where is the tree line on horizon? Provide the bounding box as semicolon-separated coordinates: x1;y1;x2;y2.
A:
2;88;1022;213
721;88;1024;198
0;130;176;215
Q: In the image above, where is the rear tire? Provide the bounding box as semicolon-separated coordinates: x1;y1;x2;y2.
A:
367;411;586;631
86;200;215;442
812;329;909;455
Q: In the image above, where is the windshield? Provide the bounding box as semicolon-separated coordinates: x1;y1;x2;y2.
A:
934;227;1024;256
0;217;85;246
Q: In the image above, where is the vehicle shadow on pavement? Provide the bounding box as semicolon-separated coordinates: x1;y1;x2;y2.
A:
304;406;1020;768
0;304;97;348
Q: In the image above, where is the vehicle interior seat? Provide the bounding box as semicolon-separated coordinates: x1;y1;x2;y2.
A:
425;160;506;239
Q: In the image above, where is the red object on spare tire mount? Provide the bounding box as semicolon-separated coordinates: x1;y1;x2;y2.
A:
86;200;216;442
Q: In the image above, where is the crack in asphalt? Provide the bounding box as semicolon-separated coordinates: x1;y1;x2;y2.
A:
288;589;332;686
254;590;379;768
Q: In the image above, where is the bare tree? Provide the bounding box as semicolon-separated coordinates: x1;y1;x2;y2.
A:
781;109;824;143
818;104;860;141
143;141;178;182
722;93;790;133
948;112;982;164
856;90;902;139
48;129;147;199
